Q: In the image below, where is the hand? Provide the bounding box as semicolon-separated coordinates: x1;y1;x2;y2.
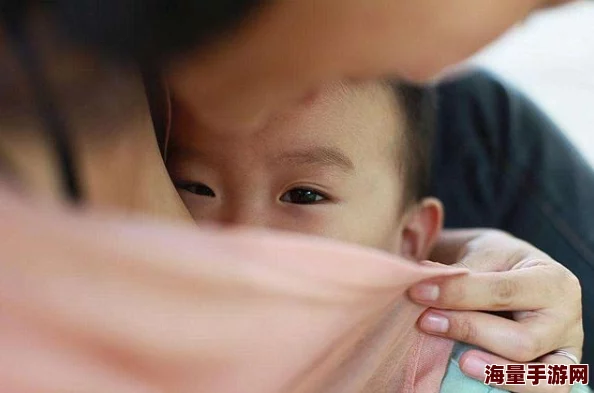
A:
408;229;584;393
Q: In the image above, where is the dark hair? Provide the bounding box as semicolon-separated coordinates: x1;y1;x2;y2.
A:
0;0;266;201
51;0;266;64
388;82;436;206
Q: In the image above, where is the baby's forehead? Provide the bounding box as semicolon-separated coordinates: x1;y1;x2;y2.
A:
170;80;405;166
320;81;399;114
279;81;405;145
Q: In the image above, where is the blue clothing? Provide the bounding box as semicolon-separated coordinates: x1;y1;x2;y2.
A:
441;343;508;393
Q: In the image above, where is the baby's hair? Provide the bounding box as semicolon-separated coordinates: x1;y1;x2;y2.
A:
387;81;437;206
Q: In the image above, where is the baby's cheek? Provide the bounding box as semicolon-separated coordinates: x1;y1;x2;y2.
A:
271;206;346;241
303;209;392;249
346;208;403;253
177;193;218;224
270;205;399;251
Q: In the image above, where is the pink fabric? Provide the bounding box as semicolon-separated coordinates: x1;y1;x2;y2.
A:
409;334;456;393
0;181;461;392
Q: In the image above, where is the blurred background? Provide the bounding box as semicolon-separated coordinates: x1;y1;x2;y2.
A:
472;0;594;166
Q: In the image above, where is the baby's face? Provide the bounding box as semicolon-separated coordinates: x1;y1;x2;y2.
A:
168;82;414;254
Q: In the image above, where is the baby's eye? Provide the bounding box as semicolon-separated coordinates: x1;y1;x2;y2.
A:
280;188;328;205
176;182;216;197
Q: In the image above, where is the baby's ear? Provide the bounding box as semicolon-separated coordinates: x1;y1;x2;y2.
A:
400;198;443;261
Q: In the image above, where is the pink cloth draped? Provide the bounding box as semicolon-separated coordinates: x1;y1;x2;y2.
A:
0;190;462;392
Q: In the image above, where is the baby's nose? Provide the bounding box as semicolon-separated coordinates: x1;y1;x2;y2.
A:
219;204;269;229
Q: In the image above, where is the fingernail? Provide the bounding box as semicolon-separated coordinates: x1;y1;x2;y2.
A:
419;312;449;333
460;356;488;380
418;260;442;267
410;283;439;302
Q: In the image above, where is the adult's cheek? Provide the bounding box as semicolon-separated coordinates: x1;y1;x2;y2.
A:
386;0;545;82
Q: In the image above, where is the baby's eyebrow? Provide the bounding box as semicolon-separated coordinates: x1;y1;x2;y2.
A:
273;147;355;172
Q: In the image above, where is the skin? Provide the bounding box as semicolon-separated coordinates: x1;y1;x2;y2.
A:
0;18;190;220
164;3;583;390
168;80;446;392
0;189;466;393
416;230;583;393
167;81;442;256
168;82;584;392
0;2;583;392
166;0;572;134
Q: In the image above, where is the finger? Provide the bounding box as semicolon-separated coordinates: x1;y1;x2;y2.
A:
539;348;582;365
458;350;576;393
417;309;560;362
409;264;574;311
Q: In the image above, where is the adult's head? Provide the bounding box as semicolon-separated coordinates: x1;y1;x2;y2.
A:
1;0;569;207
49;0;572;133
4;0;573;134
